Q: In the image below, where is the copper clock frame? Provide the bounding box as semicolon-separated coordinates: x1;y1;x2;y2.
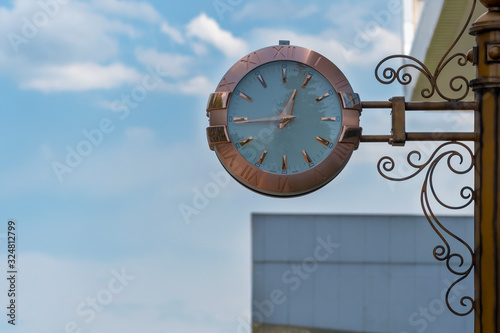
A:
206;44;362;197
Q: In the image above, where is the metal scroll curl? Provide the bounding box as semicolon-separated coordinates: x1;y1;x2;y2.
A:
375;0;477;102
378;141;475;316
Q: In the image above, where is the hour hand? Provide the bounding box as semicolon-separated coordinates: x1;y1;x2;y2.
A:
234;114;296;124
280;89;297;116
279;89;297;128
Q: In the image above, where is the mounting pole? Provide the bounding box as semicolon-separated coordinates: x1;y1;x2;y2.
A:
470;1;500;332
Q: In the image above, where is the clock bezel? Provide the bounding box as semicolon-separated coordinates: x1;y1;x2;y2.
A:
206;44;362;197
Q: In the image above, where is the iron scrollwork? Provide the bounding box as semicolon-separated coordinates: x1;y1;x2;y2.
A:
378;142;475;316
375;0;478;102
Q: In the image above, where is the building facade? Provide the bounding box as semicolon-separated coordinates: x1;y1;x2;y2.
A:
251;214;474;333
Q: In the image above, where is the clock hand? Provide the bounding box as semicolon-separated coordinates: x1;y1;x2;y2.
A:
234;90;298;126
234;114;296;124
279;89;297;129
280;89;297;116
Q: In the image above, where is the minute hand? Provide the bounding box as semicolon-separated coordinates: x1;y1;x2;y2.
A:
234;114;296;124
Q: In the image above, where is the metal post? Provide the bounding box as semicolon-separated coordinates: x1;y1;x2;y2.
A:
470;1;500;332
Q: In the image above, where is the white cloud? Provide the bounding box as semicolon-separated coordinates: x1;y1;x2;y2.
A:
162;76;214;96
190;41;209;55
161;20;185;44
21;62;141;92
0;1;137;63
0;1;154;91
248;27;401;69
135;47;193;79
233;0;319;21
186;13;248;58
91;0;162;22
325;1;372;27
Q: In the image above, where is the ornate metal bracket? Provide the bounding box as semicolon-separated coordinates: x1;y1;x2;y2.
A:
363;0;480;318
378;142;475;316
374;0;478;102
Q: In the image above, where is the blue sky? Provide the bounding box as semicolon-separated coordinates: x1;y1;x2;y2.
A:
0;0;474;332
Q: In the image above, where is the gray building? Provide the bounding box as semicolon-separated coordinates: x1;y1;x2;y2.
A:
251;214;473;333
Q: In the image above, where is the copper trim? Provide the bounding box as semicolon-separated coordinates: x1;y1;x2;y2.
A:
207;92;230;112
206;126;230;150
339;92;361;109
339;126;363;149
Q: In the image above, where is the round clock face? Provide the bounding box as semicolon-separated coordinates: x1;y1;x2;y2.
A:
227;61;342;175
206;44;361;197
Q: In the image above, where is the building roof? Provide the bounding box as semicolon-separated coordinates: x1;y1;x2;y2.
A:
253;323;376;333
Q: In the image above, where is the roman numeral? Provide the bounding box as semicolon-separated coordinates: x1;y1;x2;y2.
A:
218;78;236;91
219;145;238;167
314;169;328;183
278;177;293;192
273;46;296;59
240;52;261;70
240;165;261;186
